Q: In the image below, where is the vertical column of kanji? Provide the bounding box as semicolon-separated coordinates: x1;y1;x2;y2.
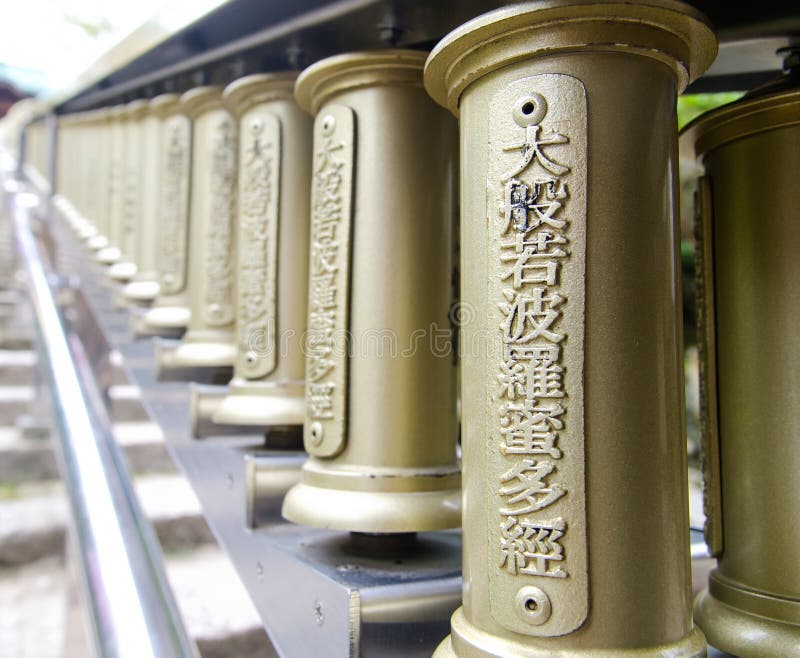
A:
124;94;180;307
142;96;192;336
162;86;239;375
96;105;127;267
683;81;800;657
281;50;461;536
425;1;716;655
108;99;147;284
211;73;311;445
486;76;588;636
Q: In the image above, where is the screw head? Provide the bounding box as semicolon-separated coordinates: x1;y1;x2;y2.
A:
514;586;551;626
309;421;324;446
321;115;336;137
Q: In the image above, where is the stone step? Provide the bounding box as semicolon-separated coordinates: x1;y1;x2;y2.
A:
0;328;33;351
0;302;32;331
0;288;22;302
0;544;277;658
0;473;214;566
108;384;150;423
0;335;157;421
0;386;35;424
166;545;278;658
0;421;175;484
0;350;36;386
0;556;66;658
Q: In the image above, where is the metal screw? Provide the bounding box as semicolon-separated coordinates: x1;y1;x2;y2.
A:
321;115;336;137
309;421;324;446
514;586;551;626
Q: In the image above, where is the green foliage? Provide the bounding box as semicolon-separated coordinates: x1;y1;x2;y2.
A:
677;92;744;130
63;14;113;39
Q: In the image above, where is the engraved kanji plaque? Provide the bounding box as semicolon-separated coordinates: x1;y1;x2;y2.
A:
304;104;354;457
159;115;191;295
204;114;237;326
487;74;588;637
236;112;281;378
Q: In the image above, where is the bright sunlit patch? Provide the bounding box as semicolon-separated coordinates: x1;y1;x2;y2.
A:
16;192;40;207
3;179;20;193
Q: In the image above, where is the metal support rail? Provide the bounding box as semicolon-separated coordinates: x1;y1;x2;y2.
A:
7;180;198;658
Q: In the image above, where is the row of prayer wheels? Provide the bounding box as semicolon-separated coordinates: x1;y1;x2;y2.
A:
46;0;800;655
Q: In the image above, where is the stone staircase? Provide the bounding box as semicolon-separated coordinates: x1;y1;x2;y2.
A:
0;231;277;657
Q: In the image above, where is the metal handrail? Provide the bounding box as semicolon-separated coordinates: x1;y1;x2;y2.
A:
8;183;198;658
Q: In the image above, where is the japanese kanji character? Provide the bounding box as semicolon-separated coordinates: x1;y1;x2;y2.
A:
500;288;565;343
498;360;527;400
499;458;565;515
502;124;569;181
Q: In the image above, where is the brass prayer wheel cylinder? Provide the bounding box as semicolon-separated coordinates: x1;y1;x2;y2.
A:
86;109;112;250
142;99;193;333
124;94;180;305
166;86;238;369
96;104;127;266
424;1;716;655
55;115;78;223
108;99;147;282
281;50;461;533
682;88;800;657
213;73;312;428
85;109;112;252
77;111;100;240
63;113;96;240
66;112;91;238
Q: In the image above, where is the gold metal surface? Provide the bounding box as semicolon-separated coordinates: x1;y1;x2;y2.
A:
245;454;303;529
88;109;112;251
107;99;147;283
159;85;238;369
213;72;312;429
682;88;800;657
282;50;462;534
60;109;110;248
486;72;588;638
301;102;353;457
425;0;716;654
142;101;193;335
188;384;262;439
96;105;126;267
124;93;180;305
